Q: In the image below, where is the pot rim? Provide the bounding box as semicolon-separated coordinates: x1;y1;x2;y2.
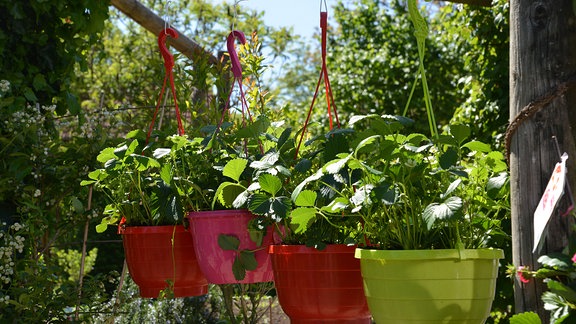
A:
119;224;186;235
269;244;356;254
354;248;504;261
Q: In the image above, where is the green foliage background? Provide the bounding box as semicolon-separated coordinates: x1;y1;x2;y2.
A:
0;0;512;322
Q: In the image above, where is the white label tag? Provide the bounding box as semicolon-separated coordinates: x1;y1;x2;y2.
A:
533;153;568;253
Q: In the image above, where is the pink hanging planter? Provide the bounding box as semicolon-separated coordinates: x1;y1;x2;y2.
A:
187;209;279;284
120;224;209;298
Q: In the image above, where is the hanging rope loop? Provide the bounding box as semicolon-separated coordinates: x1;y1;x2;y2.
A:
295;7;340;159
146;27;185;145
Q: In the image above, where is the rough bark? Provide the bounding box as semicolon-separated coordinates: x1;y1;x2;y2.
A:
509;0;576;319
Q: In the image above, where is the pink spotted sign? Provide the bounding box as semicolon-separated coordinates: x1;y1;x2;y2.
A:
533;153;568;253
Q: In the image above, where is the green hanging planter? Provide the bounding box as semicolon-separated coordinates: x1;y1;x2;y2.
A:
355;248;504;324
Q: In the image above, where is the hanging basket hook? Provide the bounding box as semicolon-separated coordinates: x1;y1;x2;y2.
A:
227;30;247;79
158;27;179;72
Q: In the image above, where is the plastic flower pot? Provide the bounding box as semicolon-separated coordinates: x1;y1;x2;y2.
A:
120;224;209;298
187;209;277;284
269;244;371;323
355;248;505;324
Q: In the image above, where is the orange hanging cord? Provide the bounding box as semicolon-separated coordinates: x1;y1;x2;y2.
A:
146;27;185;144
295;9;341;159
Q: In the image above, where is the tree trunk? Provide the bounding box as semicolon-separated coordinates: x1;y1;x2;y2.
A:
110;0;219;66
509;0;576;319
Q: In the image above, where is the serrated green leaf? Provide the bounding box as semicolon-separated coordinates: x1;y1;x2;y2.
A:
223;158;248;182
218;234;240;251
290;207;316;234
423;196;463;229
258;173;282;196
248;193;271;215
295;190;317;207
538;253;573;270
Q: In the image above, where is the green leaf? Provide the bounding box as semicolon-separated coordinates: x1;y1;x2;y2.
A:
487;172;508;192
32;74;48;91
294;158;312;174
290;207;316;234
462;140;492;153
23;87;38;102
444;179;462;197
232;257;246;281
324;155;351;174
97;146;120;163
321;197;349;213
248;194;290;219
423;196;463;229
547;280;576;302
70;196;84;213
159;163;172;185
248;193;271;215
153;148;171;159
223;158;248;182
258;173;282;196
449;124;471;145
218;234;240;251
239;250;258;271
354;135;380;156
248;228;264;246
439;148;458;170
95;223;108;233
216;182;246;208
294;190;317;207
130;154;160;171
509;312;541;324
277;127;292;149
538;254;573;271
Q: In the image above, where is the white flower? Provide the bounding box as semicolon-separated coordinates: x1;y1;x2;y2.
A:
34;189;41;197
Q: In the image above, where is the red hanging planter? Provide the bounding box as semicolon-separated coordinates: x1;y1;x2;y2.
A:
269;244;371;323
120;225;209;298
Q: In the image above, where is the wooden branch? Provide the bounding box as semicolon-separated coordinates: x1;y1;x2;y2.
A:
110;0;219;66
436;0;492;6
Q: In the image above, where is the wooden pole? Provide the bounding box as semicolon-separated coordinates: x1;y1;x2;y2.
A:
110;0;219;66
509;0;576;319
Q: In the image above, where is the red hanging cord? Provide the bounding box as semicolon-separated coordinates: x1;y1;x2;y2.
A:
146;27;185;145
295;10;340;159
213;30;262;154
